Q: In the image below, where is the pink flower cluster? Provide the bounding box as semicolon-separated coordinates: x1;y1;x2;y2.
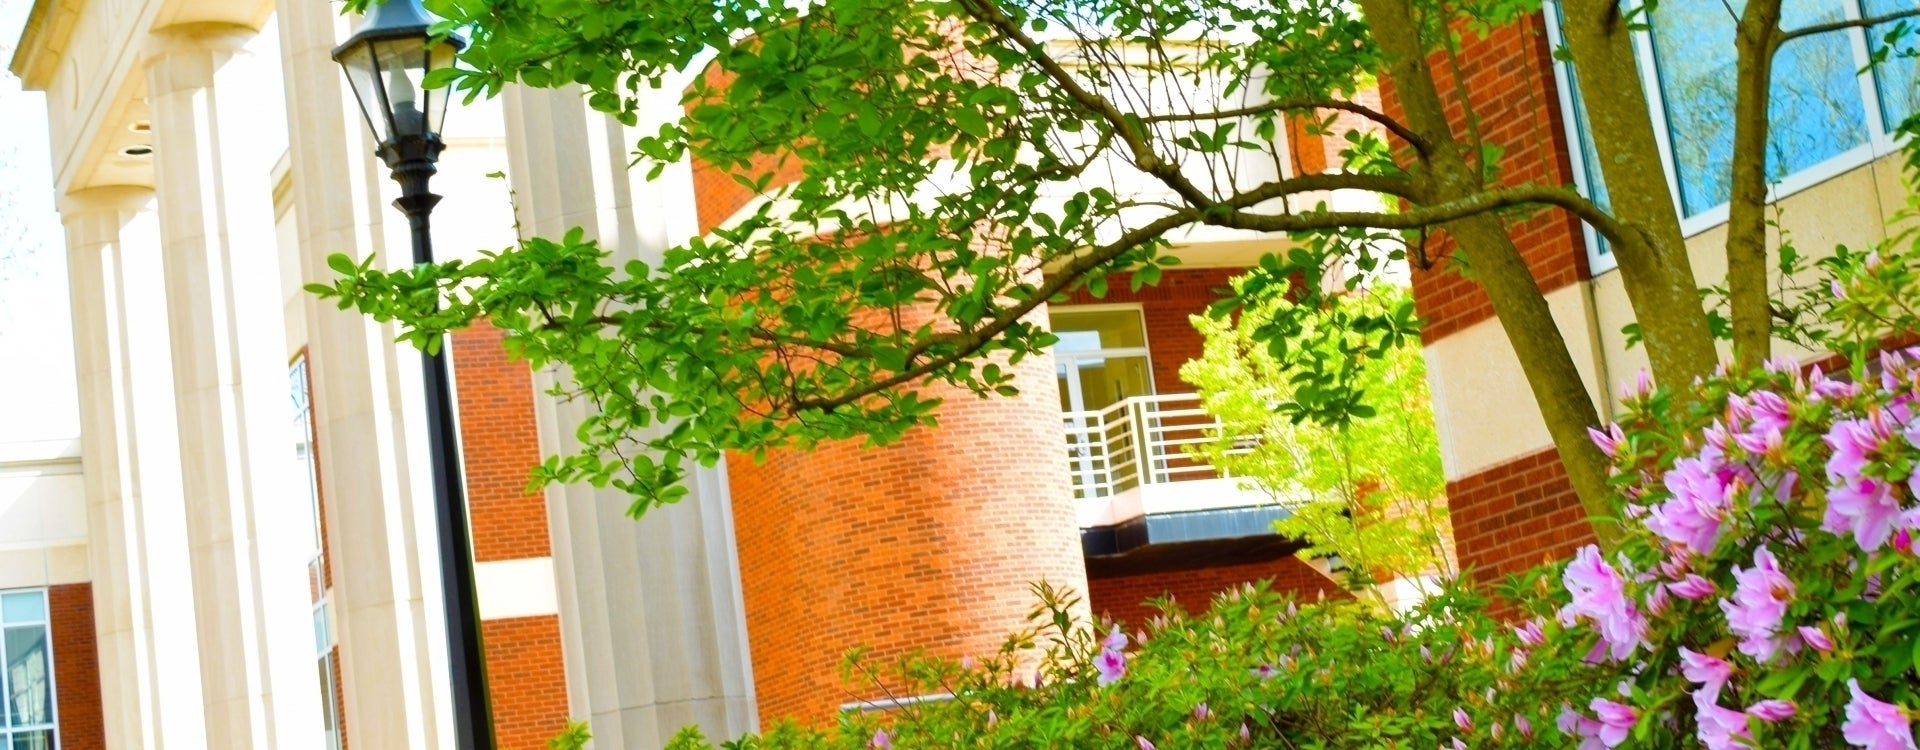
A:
1564;354;1920;749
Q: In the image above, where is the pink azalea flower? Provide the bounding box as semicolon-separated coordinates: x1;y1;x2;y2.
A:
1745;390;1793;434
1093;647;1126;686
1748;699;1796;722
1194;703;1211;721
1671;574;1716;600
1844;680;1917;750
1721;546;1794;662
1646;583;1671;616
1135;736;1156;750
1828;477;1905;551
1515;618;1546;646
1694;690;1752;750
1589;423;1628;458
1094;629;1128;686
1560;546;1647;660
1516;715;1534;740
870;729;892;749
1589;698;1636;747
1651;456;1733;554
1678;647;1732;691
1829;416;1891;483
1799;625;1835;653
1454;707;1472;732
1558;705;1608;750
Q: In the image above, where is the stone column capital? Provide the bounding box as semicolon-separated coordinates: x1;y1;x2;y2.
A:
58;186;155;223
142;23;257;97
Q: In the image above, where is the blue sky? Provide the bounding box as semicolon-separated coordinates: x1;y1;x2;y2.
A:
0;0;80;446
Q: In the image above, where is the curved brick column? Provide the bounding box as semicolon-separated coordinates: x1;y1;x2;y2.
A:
727;353;1088;725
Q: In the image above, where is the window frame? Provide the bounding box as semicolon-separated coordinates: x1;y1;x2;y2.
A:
1546;0;1908;275
0;588;61;750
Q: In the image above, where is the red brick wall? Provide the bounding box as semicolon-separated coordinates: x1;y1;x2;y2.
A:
450;321;552;563
450;321;571;744
49;583;103;750
1379;12;1592;342
331;647;349;750
482;615;570;750
1446;448;1594;585
726;349;1088;726
1061;267;1243;395
1087;558;1351;628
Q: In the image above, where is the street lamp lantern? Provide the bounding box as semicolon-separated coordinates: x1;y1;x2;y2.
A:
333;0;461;160
332;2;495;749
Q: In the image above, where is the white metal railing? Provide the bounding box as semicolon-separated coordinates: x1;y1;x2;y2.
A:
1061;393;1254;500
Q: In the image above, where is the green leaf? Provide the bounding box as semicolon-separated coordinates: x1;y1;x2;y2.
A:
953;108;990;139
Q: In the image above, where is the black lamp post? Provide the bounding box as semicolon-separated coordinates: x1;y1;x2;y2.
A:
332;5;495;749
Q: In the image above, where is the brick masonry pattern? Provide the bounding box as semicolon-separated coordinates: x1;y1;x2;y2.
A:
49;582;103;750
1086;557;1353;629
1381;11;1593;343
726;351;1089;727
449;321;572;745
451;321;554;563
1446;447;1595;585
482;615;571;750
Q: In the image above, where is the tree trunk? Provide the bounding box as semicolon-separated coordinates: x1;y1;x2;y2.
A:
1557;0;1720;388
1725;0;1784;366
1359;0;1621;547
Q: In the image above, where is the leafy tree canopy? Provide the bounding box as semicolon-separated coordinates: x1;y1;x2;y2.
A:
1183;282;1451;602
315;0;1920;533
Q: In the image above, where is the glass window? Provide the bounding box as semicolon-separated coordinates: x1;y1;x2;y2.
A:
290;357;344;750
0;590;55;749
1545;0;1615;262
0;598;40;627
1051;308;1148;352
1867;0;1920;130
1648;0;1870;216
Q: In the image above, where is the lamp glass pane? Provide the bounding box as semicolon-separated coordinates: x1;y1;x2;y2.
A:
371;38;432;140
336;43;389;144
426;41;458;136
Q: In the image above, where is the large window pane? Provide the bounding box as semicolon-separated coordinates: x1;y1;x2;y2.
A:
0;595;42;625
4;627;51;728
1649;0;1868;215
1867;0;1920;130
10;729;53;750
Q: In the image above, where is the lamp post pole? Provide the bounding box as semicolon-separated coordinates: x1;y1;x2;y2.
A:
332;4;495;747
388;136;498;750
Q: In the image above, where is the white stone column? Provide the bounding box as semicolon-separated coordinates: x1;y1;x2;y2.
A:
273;1;449;745
60;185;213;750
142;23;326;749
503;84;757;748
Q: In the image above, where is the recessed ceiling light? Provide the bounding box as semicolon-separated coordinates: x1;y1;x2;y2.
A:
128;120;152;133
121;145;153;157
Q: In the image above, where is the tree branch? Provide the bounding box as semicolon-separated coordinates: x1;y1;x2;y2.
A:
789;208;1202;412
1777;8;1920;48
1216;182;1626;238
1139;98;1430;156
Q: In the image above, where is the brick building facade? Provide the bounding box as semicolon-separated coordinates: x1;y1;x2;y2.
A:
7;0;1908;748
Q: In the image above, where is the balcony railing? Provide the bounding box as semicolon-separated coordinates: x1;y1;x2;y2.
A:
1061;393;1255;501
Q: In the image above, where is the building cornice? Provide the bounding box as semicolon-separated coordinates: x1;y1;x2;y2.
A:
7;0;84;90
